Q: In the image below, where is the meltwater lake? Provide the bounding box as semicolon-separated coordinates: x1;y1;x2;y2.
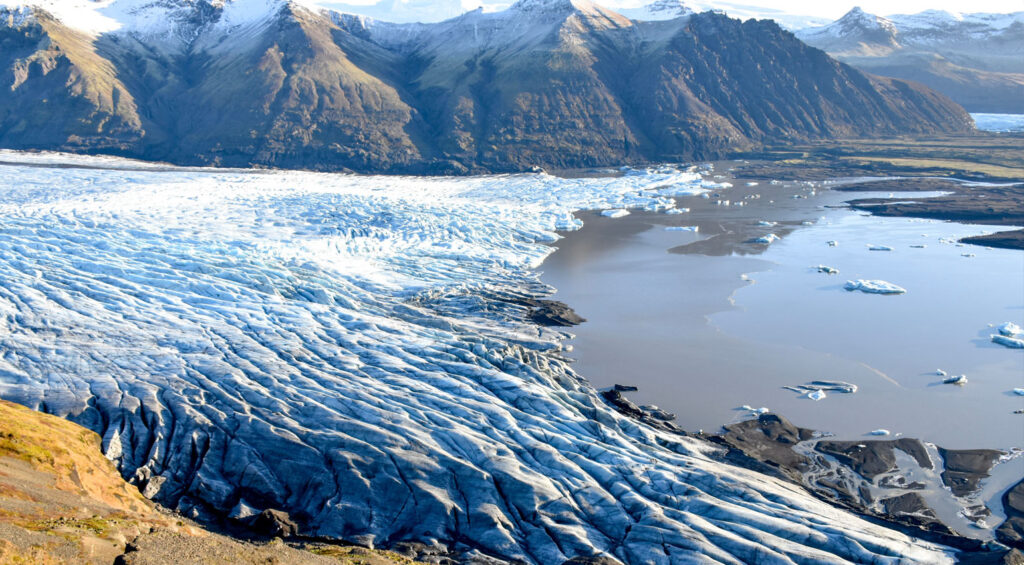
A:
542;166;1024;451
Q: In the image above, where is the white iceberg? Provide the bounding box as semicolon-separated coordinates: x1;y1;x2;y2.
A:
936;369;947;377
845;280;906;295
664;207;689;215
827;240;838;247
752;233;779;244
992;335;1024;349
815;265;839;275
870;429;891;436
943;375;968;386
1013;388;1024;396
600;208;630;218
998;322;1023;337
665;226;698;232
756;220;777;227
867;244;893;251
784;381;857;398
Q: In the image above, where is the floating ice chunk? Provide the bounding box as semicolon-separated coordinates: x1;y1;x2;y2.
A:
664;208;689;215
784;381;857;398
740;405;770;415
746;182;759;186
870;429;891;436
844;280;906;295
827;240;838;247
962;253;976;258
1013;388;1024;396
756;220;777;227
601;209;630;218
943;374;968;386
910;244;927;248
867;244;893;251
665;226;698;232
992;334;1024;349
815;265;839;275
936;369;947;377
998;322;1023;336
810;380;858;394
802;221;814;226
752;234;779;244
700;193;711;199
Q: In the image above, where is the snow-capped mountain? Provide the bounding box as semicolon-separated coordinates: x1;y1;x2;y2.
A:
0;0;970;175
798;7;1024;112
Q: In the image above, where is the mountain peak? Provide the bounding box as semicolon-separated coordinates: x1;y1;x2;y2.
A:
509;0;600;16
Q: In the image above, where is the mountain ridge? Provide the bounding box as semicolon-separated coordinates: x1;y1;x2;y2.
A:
0;0;974;173
798;7;1024;113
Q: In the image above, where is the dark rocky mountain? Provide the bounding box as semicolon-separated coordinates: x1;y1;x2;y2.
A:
0;0;974;173
799;7;1024;113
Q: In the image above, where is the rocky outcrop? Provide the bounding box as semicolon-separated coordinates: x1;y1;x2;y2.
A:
0;0;974;173
0;400;415;565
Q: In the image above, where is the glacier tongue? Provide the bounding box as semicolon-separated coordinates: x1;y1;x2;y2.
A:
0;152;953;564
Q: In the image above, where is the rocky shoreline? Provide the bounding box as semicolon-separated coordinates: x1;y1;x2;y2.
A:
598;386;1024;561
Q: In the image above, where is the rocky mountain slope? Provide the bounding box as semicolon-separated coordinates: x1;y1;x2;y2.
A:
0;0;972;173
0;399;416;565
798;8;1024;113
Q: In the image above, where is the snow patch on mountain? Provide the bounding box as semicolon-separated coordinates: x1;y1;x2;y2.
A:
0;150;955;563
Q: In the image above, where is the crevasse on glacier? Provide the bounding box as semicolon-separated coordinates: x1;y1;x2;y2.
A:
0;152;953;564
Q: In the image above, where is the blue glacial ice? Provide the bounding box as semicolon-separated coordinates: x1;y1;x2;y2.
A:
845;280;907;295
0;151;955;564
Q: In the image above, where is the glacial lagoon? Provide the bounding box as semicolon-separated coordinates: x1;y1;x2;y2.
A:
542;169;1024;450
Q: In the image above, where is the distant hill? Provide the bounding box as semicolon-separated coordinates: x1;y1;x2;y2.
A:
798;7;1024;113
0;0;973;173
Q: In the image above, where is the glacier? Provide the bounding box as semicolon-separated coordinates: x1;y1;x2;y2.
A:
0;151;956;563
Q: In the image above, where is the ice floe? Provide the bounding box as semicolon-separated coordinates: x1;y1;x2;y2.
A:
867;244;893;251
998;322;1023;337
784;381;857;401
993;335;1024;349
870;429;892;436
844;280;907;295
0;151;956;564
815;265;839;274
600;208;630;218
751;233;779;244
943;375;969;386
664;226;698;232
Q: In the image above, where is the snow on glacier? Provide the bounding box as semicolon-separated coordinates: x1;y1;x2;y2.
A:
0;152;954;564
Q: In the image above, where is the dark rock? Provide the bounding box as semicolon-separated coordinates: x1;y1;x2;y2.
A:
716;414;815;475
997;479;1024;549
612;384;638;392
562;556;624;565
251;509;299;539
815;438;931;481
957;548;1024;565
528;300;586;327
881;493;938;522
938;448;1003;497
